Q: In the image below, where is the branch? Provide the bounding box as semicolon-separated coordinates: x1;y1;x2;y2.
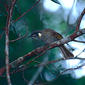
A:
73;40;85;43
36;57;85;67
5;0;16;85
56;63;85;78
76;8;85;31
9;27;29;42
0;29;85;76
8;0;40;43
13;0;40;22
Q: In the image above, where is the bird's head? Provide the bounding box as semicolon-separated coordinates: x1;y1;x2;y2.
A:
29;31;42;40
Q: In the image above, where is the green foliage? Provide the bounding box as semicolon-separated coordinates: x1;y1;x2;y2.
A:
77;77;85;85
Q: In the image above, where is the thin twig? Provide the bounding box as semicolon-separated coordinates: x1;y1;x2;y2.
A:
73;39;85;43
36;57;85;67
9;21;29;42
9;49;48;75
56;63;85;78
10;57;85;81
76;8;85;31
22;71;29;84
26;47;48;65
9;27;29;42
13;0;40;22
5;0;16;85
9;0;41;42
10;57;85;76
75;48;85;57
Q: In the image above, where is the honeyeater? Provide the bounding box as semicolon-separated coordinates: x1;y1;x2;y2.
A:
29;29;74;58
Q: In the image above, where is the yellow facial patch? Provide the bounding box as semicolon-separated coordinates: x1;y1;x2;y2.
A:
38;33;42;38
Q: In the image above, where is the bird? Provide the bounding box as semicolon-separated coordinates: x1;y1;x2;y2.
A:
29;28;74;58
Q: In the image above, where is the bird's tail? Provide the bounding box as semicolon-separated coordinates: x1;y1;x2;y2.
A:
59;45;74;59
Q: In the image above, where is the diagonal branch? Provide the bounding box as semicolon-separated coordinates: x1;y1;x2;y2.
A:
0;29;85;76
9;27;29;42
13;0;40;22
56;63;85;78
76;8;85;31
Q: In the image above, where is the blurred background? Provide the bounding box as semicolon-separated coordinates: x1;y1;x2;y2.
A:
0;0;85;85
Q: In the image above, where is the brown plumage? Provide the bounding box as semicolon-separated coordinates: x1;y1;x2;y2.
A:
30;29;74;58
